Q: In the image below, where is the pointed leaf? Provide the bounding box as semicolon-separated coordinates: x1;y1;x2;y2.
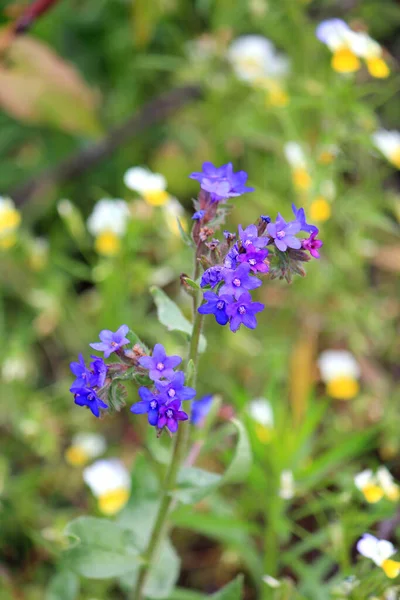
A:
211;575;244;599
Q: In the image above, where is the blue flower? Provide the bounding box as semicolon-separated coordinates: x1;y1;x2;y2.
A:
130;387;166;426
192;394;214;427
260;215;271;223
73;386;108;418
219;263;262;299
155;371;196;402
200;266;225;289
138;343;182;381
90;325;130;359
192;210;205;220
89;355;107;388
224;244;240;270
237;244;269;273
238;224;267;249
198;291;231;325
267;214;301;252
291;204;318;234
157;400;189;433
189;162;254;202
226;292;265;332
70;354;91;389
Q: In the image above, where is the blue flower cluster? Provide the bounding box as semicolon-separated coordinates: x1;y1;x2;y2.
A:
132;344;196;433
190;162;254;203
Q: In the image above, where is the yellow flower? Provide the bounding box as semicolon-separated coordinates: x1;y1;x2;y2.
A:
0;197;21;249
265;82;289;107
124;166;170;206
248;398;274;444
83;459;130;516
94;230;121;256
162;197;187;237
332;47;360;73
355;470;384;503
293;168;311;192
358;534;400;578
366;57;390;79
87;199;130;257
284;142;312;192
377;467;400;501
373;130;400;169
318;145;338;165
65;433;106;468
309;197;332;222
318;350;360;400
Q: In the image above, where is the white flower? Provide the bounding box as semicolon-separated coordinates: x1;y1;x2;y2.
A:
228;35;290;83
87;199;130;237
65;433;106;467
284;142;307;169
162;196;186;236
373;130;400;168
2;355;30;382
357;534;395;566
318;350;360;383
124;167;169;206
377;467;400;501
316;19;353;51
262;575;281;588
248;398;274;427
83;459;130;515
0;196;21;246
279;470;295;500
354;469;384;503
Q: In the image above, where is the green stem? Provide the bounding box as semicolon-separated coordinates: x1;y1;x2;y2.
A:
130;306;204;600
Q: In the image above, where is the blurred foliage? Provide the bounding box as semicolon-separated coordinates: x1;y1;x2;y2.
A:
1;0;400;599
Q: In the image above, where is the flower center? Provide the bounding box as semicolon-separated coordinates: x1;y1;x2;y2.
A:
110;341;118;347
166;409;174;418
168;389;176;398
244;240;252;247
233;278;241;287
150;400;157;409
88;393;95;401
276;230;285;240
238;305;246;315
216;301;225;310
156;362;164;371
249;258;256;265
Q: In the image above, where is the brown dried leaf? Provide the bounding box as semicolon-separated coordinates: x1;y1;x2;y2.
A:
371;245;400;273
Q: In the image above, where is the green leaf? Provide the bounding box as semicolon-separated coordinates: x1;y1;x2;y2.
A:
177;218;195;247
173;419;252;504
182;276;200;291
63;517;142;579
211;575;244;599
150;286;206;352
46;571;79;600
107;381;127;413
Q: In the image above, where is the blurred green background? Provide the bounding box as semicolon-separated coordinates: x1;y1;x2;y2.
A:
1;0;400;599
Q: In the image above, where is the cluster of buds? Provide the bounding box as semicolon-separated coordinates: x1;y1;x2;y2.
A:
187;162;323;332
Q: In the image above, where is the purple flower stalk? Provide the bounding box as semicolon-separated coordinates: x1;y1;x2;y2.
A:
73;386;108;418
238;224;267;249
219;263;262;299
157;400;189;433
130;387;166;426
198;291;231;325
90;325;130;359
226;292;265;332
189;162;254;202
267;214;301;252
238;244;269;273
302;231;323;259
192;394;214;427
138;343;182;381
291;204;318;234
155;371;196;402
200;266;225;289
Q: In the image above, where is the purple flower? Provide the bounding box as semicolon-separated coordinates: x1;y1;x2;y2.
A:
73;386;108;418
219;263;262;299
267;214;301;252
89;355;107;388
70;354;91;389
130;387;166;426
291;204;317;234
260;215;271;223
238;244;269;273
224;244;240;270
157;400;188;433
198;291;231;326
200;266;225;289
192;210;205;220
155;371;196;402
90;325;130;359
192;394;214;427
138;343;182;381
189;162;254;202
238;224;267;249
302;230;323;259
226;292;265;332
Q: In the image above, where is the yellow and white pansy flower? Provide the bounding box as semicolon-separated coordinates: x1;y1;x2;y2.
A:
318;144;339;165
376;467;400;501
316;19;390;78
162;196;187;238
228;35;290;106
124;166;170;206
83;458;130;515
309;180;335;223
248;397;274;443
0;196;21;249
318;349;360;400
355;469;384;504
284;142;312;192
357;534;400;579
372;130;400;169
65;433;106;467
87;199;130;257
279;470;295;500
